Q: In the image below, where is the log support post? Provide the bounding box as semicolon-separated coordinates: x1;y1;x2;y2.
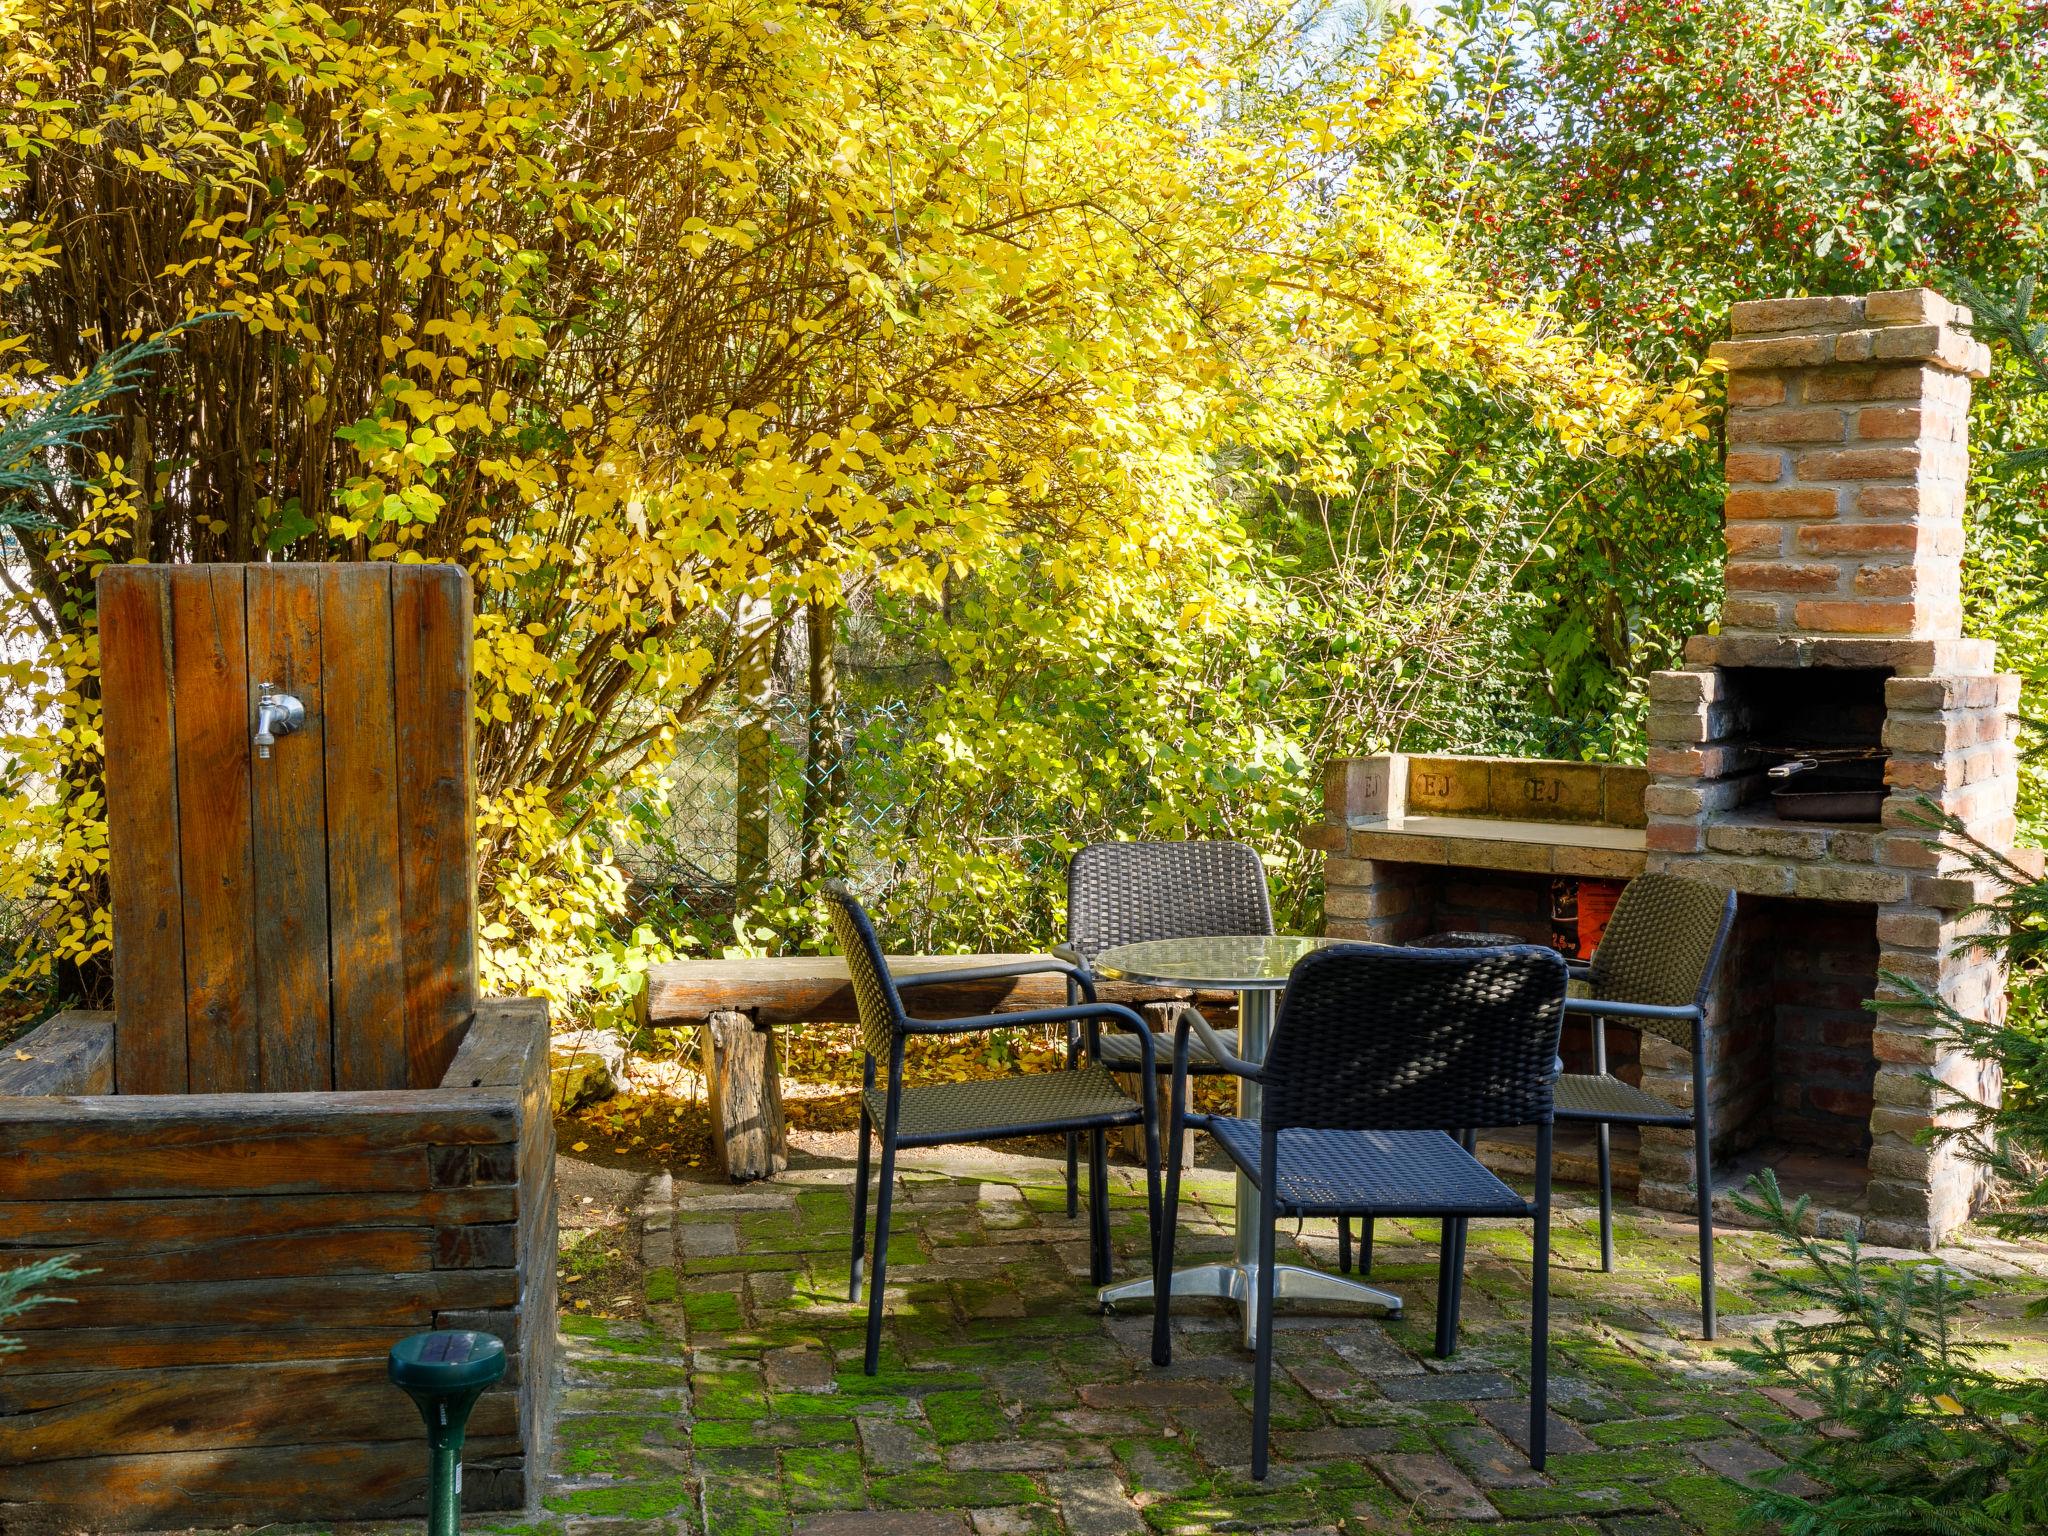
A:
700;1009;789;1181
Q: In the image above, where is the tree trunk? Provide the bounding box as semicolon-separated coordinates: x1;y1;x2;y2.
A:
733;593;777;915
800;593;842;885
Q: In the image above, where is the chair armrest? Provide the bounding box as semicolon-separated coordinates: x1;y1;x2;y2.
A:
1566;959;1592;979
1564;996;1700;1023
1170;1006;1260;1081
901;1001;1146;1035
1045;945;1098;1006
903;1003;1156;1075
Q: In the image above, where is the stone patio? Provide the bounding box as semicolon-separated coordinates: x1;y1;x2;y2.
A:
512;1142;2048;1536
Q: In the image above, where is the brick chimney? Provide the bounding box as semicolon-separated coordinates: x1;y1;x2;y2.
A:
1712;289;1989;639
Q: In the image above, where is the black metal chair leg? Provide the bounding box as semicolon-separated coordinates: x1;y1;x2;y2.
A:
1694;1048;1717;1340
1596;1121;1615;1272
1337;1216;1351;1273
849;1097;873;1303
1448;1215;1468;1350
1434;1219;1459;1359
1152;1076;1188;1368
1251;1146;1279;1482
1443;1131;1472;1349
1087;1127;1112;1287
1063;1006;1082;1220
1531;1122;1553;1472
1138;1078;1163;1282
1590;1015;1615;1274
863;1133;900;1375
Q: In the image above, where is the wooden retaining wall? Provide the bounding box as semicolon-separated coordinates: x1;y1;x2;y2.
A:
0;999;555;1532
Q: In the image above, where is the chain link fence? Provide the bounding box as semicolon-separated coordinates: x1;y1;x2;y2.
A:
616;693;915;922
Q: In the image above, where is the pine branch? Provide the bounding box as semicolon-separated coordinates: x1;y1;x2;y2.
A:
0;316;218;534
0;1253;92;1355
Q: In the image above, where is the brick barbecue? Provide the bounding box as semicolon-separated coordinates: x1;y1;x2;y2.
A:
1639;286;2017;1248
1316;286;2025;1248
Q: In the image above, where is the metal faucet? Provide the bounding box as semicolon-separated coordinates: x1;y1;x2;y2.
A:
254;682;306;760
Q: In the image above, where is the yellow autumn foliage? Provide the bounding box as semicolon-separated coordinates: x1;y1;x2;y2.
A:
0;0;1708;1019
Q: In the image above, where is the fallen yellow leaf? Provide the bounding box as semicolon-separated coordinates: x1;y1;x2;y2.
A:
570;1140;589;1152
13;1051;30;1061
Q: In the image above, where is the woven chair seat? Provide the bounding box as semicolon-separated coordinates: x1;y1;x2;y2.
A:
1096;1025;1238;1073
864;1063;1142;1145
1205;1118;1532;1218
1555;1073;1691;1127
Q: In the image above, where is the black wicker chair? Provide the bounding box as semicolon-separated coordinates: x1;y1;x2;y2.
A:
1055;840;1274;1218
1554;872;1737;1338
1152;942;1568;1480
1337;929;1526;1277
823;881;1164;1374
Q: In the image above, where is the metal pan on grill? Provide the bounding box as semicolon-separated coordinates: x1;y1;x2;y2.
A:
1766;750;1887;822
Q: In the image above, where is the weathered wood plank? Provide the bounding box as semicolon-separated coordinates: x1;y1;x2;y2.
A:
247;564;334;1090
96;566;187;1094
0;1012;114;1096
702;1009;788;1181
441;997;548;1089
323;563;410;1091
168;564;259;1091
0;1091;517;1199
4;1268;518;1332
642;953;1228;1029
6;1226;434;1287
0;1324;406;1375
0;1436;527;1530
393;563;477;1088
0;1360;519;1462
0;1087;514;1134
0;1139;426;1202
0;1186;512;1248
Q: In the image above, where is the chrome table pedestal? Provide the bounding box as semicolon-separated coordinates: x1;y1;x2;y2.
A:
1093;975;1402;1350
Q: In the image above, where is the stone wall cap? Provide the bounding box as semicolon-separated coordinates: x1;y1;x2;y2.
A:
1709;323;1989;378
1349;812;1646;853
1729;295;1866;335
1683;633;1998;674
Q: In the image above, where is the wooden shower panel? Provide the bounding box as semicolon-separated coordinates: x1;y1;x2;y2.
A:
97;563;477;1093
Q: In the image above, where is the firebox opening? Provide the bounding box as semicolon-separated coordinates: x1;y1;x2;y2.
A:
1712;896;1878;1218
1719;666;1892;820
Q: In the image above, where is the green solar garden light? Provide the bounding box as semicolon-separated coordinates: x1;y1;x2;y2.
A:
388;1330;507;1535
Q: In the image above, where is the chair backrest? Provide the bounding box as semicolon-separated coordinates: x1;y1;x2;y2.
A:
822;881;906;1059
1260;943;1568;1132
1066;841;1273;966
1584;873;1737;1045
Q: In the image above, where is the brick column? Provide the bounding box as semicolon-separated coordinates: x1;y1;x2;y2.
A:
1865;668;2019;1246
1315;757;1431;943
1711;288;1989;639
1639;286;2020;1247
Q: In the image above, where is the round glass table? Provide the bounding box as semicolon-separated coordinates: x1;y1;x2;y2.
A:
1088;934;1403;1345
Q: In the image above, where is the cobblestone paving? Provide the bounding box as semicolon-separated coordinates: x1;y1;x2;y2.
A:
514;1146;2048;1536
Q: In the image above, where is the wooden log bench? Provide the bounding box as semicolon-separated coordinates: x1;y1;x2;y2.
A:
640;955;1235;1179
